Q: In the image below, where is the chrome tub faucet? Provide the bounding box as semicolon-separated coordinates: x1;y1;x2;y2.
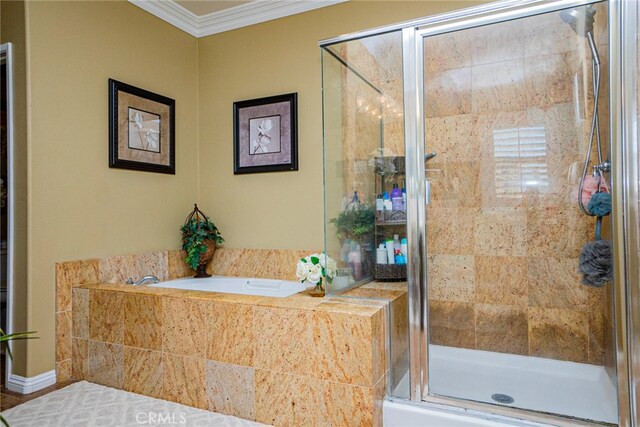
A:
126;275;160;286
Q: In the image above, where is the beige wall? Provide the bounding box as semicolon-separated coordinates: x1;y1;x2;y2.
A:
0;0;30;374
5;0;486;377
197;0;480;250
24;0;198;376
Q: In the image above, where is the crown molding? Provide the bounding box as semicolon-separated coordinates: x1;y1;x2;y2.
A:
129;0;348;38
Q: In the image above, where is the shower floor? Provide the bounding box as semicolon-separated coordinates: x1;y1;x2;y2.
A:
393;345;618;424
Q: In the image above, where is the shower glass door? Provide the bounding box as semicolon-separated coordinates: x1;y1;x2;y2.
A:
419;1;618;423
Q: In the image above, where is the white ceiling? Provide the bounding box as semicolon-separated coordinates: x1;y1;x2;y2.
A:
129;0;348;38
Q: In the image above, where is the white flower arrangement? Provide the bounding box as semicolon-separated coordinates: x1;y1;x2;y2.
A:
296;253;337;287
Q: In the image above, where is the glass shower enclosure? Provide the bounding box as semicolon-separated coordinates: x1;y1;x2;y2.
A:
321;0;638;425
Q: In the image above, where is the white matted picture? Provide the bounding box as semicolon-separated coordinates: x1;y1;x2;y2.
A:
233;93;297;174
128;108;161;153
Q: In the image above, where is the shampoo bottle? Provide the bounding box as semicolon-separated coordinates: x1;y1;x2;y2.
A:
383;192;392;211
376;244;387;264
391;184;403;211
386;240;395;265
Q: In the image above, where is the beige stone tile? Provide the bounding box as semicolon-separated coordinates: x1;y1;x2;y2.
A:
341;288;404;301
426;207;478;255
313;301;382;317
428;254;475;302
373;374;387;427
162;297;207;357
390;293;409;367
425;67;472;118
428;300;475;349
205;361;255;420
72;288;89;339
423;30;472;73
312;308;375;387
124;346;163;398
528;257;587;310
321;381;374;426
524;52;579;107
253;307;312;377
526;104;580;158
209;248;318;281
124;294;162;351
72;338;87;380
527;206;592;258
471;20;525;66
523;12;580;57
475;256;528;307
162;353;206;409
89;290;124;344
361;281;407;292
55;259;99;312
255;292;324;310
471;59;526;114
207;302;253;366
528;308;589;363
371;307;387;385
475;304;528;355
99;251;168;284
474;207;527;256
254;369;323;426
56;310;72;362
87;341;124;389
56;360;72;384
425;114;479;163
426;161;481;208
167;249;194;280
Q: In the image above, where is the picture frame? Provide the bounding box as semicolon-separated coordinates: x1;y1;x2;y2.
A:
108;79;175;174
233;93;298;174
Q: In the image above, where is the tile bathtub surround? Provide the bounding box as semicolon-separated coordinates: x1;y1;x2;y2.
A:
67;282;388;426
55;247;318;384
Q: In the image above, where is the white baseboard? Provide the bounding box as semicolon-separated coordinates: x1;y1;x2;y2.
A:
6;370;56;394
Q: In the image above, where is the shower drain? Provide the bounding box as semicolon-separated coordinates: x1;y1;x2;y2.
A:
491;393;514;404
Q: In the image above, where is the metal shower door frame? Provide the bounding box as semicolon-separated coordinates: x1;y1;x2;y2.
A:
402;0;636;425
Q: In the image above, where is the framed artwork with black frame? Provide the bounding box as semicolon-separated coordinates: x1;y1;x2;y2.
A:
233;92;298;174
108;78;175;174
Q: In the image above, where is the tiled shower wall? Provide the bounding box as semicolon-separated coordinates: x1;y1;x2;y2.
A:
423;5;612;365
336;3;614;365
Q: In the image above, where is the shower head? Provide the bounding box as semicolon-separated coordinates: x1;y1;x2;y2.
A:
560;5;596;36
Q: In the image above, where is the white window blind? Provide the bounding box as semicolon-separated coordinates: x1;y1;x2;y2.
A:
493;127;549;197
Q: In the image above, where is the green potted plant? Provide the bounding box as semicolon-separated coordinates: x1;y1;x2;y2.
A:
330;206;375;242
329;192;375;242
181;204;224;278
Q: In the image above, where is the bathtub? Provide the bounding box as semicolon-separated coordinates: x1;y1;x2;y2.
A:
150;276;306;298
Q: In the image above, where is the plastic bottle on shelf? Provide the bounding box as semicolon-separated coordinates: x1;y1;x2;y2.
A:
382;192;392;211
401;238;408;257
376;244;387;264
393;234;401;252
376;194;383;212
391;184;403;211
386;240;395;265
402;180;407;210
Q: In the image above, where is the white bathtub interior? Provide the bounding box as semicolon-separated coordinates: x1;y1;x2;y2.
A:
150;276;306;298
389;345;618;425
